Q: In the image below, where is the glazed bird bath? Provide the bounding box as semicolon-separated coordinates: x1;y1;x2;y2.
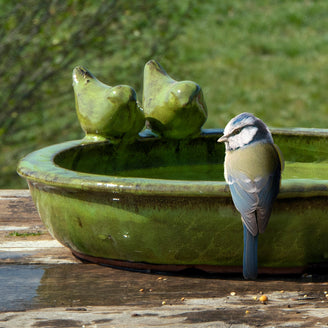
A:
17;61;328;274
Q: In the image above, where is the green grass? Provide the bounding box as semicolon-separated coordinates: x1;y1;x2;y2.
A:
169;1;328;129
2;0;328;188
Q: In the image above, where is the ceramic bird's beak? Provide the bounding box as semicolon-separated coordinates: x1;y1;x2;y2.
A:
217;135;227;143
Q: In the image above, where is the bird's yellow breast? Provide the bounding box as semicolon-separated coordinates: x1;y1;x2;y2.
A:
225;142;281;180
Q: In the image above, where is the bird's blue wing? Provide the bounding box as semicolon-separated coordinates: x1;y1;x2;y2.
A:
226;165;280;236
256;166;281;233
225;169;259;236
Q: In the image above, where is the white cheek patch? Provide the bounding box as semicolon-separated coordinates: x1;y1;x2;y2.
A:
228;126;258;150
240;126;258;144
227;135;240;150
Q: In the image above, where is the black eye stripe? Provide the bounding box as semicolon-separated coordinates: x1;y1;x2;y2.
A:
232;123;256;136
230;126;245;136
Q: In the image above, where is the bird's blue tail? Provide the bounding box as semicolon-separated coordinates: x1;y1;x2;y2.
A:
243;224;258;280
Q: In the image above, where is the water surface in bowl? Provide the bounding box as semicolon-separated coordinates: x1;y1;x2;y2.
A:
53;131;328;182
113;162;328;181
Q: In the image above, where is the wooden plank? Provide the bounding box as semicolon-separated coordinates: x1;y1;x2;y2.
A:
1;297;328;328
0;189;79;264
0;189;40;224
0;263;328;327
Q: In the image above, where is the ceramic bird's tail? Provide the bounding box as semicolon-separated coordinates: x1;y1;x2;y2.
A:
243;224;258;280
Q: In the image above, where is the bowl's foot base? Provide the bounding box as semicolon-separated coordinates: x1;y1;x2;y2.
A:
71;250;307;275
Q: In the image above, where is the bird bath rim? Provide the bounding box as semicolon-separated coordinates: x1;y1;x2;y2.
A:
17;128;328;198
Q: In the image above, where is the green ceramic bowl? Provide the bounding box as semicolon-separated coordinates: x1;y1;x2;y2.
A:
17;129;328;273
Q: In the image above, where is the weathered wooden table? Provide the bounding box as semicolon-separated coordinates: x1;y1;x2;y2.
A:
1;190;327;327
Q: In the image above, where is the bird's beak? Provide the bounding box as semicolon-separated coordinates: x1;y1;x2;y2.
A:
217;135;227;143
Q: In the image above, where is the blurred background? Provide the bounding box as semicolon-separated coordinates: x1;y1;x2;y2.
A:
1;0;328;189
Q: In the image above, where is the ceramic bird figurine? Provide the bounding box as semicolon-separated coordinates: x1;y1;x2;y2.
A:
72;66;145;143
218;113;283;279
142;60;207;139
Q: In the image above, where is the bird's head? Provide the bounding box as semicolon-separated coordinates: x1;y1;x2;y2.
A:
218;112;273;151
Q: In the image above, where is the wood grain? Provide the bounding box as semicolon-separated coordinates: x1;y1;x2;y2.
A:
0;189;78;264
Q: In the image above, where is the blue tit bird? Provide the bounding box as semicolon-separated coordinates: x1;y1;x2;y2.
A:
218;112;283;280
